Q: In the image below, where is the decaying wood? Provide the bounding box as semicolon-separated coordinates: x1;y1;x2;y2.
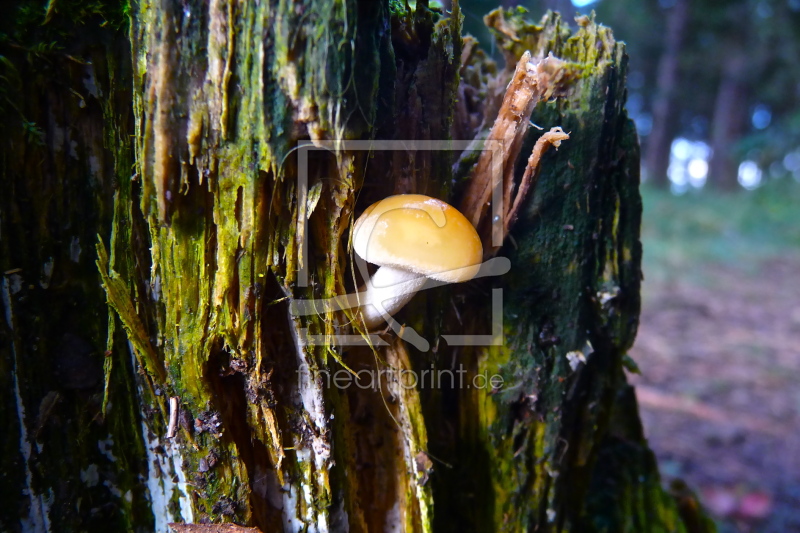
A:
0;3;715;532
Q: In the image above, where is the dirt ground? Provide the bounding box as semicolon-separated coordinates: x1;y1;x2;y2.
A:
630;257;800;532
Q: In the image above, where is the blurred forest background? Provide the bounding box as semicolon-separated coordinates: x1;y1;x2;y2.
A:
456;0;800;531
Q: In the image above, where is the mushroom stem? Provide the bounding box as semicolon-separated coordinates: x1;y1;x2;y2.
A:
358;266;428;329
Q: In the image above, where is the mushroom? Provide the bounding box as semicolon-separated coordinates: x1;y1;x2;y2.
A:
352;194;483;328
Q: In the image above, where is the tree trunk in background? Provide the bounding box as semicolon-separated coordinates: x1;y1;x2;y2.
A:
643;0;689;188
708;53;748;190
1;2;714;532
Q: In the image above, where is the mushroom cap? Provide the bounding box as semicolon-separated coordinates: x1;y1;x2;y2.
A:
353;194;483;283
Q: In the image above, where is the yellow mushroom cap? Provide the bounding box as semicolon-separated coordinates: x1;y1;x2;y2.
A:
353;194;483;283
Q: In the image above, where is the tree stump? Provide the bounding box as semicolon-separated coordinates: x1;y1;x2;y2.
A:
0;1;714;531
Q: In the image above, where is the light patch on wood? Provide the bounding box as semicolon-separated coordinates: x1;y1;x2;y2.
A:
207;0;228;140
142;414;194;530
151;9;178;221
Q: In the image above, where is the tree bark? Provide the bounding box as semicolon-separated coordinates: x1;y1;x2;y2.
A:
0;3;151;531
644;0;689;188
1;2;714;532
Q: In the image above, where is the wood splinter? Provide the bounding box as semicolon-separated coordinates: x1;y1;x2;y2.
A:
459;50;570;257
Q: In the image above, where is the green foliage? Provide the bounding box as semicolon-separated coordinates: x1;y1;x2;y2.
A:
641;180;800;284
20;119;44;145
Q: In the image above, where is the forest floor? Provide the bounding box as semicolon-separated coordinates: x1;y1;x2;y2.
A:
630;182;800;533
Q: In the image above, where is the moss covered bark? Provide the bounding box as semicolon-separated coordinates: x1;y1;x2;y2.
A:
431;11;696;531
1;1;715;532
